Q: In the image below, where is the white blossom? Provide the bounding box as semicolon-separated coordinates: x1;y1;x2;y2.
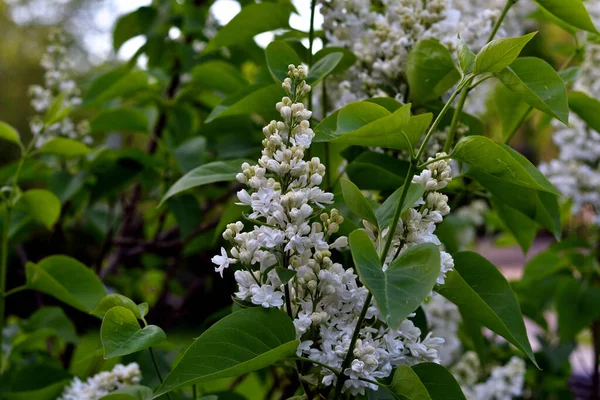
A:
58;363;141;400
452;352;526;400
213;64;445;395
28;29;91;147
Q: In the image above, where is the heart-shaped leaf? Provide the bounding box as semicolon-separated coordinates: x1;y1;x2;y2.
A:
349;230;440;329
26;255;107;313
437;251;537;367
101;306;166;359
91;294;145;319
151;308;298;398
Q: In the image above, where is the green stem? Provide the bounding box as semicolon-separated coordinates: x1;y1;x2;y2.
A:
149;347;173;400
307;0;317;111
193;384;199;400
416;83;464;161
443;84;470;153
486;0;517;43
294;357;341;375
0;147;27;369
332;292;372;399
3;285;27;298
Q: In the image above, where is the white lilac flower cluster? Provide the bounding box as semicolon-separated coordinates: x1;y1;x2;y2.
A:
319;0;532;110
58;363;141;400
28;29;91;147
539;7;600;226
422;295;462;365
452;352;526;400
212;65;446;395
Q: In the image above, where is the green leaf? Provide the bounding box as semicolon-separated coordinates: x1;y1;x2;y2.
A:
43;92;67;125
555;277;600;341
203;3;293;54
84;67;149;105
160;159;244;206
38;137;92;157
275;267;297;284
313;47;357;75
306;52;344;86
389;363;466;400
452;136;560;194
113;6;157;50
346;152;410;191
469;168;561;238
314;102;432;151
206;84;282;123
341;179;378;227
0;121;22;147
190;61;249;95
26;255;107;312
534;0;598;33
90;108;149;133
49;170;89;203
101;306;166;358
493;83;531;140
151;308;299;398
14;189;61;229
266;41;302;83
2;380;70;400
497;57;569;124
25;306;78;344
491;196;537;253
437;251;537;367
91;294;144;319
473;32;536;74
568;91;600;133
375;183;425;229
407;39;461;104
389;366;430;399
349;230;440;329
457;37;475;75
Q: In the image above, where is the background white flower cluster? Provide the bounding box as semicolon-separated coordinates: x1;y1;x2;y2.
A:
28;29;91;147
58;363;141;400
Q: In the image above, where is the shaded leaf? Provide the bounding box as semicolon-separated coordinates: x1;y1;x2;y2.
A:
151;308;298;398
90;108;149;133
266;41;301;83
160;159;244;206
341;179;378;227
407;39;461;104
306;52;343;85
101;306;166;359
26;255;107;312
15;189;61;229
